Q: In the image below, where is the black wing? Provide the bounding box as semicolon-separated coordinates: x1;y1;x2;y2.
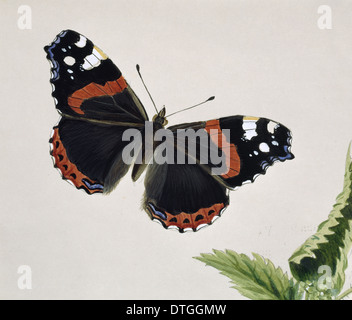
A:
45;30;147;193
167;115;294;190
142;115;293;232
44;29;148;123
143;155;229;233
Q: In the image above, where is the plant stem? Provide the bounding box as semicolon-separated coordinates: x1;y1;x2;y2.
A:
336;287;352;300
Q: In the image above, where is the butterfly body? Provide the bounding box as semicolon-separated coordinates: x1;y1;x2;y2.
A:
45;30;294;232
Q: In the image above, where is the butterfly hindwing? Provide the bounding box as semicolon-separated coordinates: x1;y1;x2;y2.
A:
49;118;144;194
143;157;229;233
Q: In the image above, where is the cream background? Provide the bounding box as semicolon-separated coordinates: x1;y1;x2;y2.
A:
1;0;352;299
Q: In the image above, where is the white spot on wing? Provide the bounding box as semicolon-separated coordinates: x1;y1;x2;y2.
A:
82;54;101;70
267;121;278;134
243;121;256;131
81;59;91;70
253;173;260;180
167;225;179;230
92;47;104;59
196;223;208;231
81;46;108;70
66;179;75;186
87;54;100;66
259;142;270;152
243;120;258;140
244;129;257;140
64;56;75;66
75;35;87;48
152;219;163;226
211;215;220;223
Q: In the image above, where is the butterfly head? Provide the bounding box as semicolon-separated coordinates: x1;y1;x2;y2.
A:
152;107;168;126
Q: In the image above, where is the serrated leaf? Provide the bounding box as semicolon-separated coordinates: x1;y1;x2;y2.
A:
195;250;294;300
285;279;305;300
289;144;352;294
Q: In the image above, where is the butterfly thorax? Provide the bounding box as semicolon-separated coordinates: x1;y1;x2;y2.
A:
152;107;168;128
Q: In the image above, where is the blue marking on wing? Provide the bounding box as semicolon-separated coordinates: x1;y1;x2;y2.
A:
82;179;104;191
260;145;294;170
148;203;167;220
279;145;294;161
46;30;68;81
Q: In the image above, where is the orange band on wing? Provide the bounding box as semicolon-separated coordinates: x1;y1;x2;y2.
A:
205;119;240;179
49;128;103;194
67;76;128;114
147;202;227;232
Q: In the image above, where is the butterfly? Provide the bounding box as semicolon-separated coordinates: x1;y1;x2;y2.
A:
44;30;294;233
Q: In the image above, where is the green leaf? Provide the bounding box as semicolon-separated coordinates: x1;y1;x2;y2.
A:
194;250;295;300
289;144;352;295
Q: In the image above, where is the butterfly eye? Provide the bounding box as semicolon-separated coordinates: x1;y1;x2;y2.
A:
163;119;168;126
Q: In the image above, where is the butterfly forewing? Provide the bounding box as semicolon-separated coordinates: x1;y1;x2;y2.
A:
44;29;148;123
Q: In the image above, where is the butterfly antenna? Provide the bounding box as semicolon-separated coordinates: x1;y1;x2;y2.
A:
136;64;158;114
166;96;215;118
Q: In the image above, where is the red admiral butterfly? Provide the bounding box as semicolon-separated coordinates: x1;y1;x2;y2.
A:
45;30;294;233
